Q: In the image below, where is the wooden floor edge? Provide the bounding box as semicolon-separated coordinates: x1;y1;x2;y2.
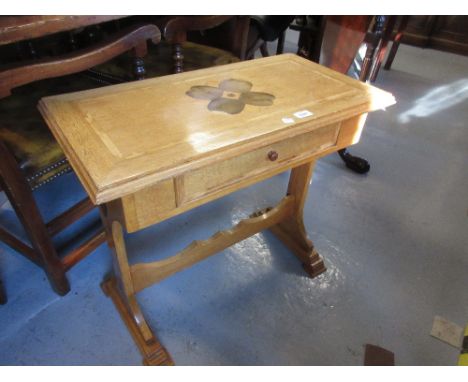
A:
101;278;174;366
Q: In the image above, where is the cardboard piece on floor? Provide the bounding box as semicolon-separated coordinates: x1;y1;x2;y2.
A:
364;344;395;366
430;315;463;348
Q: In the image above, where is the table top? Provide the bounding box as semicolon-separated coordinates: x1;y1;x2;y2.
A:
39;53;395;204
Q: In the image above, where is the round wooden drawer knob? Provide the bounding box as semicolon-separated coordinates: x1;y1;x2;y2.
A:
268;150;278;161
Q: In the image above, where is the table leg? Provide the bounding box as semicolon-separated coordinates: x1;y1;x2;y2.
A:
100;216;173;366
100;159;325;364
269;160;326;277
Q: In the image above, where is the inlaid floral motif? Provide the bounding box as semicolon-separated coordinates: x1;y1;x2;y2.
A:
186;79;275;114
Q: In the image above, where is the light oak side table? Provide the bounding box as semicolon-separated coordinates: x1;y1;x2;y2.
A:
39;54;395;365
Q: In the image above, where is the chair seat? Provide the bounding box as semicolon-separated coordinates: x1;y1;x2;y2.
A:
0;74;105;189
94;41;240;79
177;41;240;71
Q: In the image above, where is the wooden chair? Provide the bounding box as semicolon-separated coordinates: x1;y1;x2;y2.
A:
156;16;250;74
159;16;294;64
85;16;250;83
246;16;296;58
0;23;161;299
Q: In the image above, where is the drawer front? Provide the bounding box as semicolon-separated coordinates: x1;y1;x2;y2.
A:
116;121;342;232
180;122;340;204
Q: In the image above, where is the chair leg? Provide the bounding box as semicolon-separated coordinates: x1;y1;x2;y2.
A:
0;142;69;295
260;41;269;57
338;148;370;174
173;43;184;73
369;16;398;82
132;41;148;80
276;31;286;55
133;57;146;80
245;39;264;60
0;276;6;304
384;16;410;71
360;16;386;82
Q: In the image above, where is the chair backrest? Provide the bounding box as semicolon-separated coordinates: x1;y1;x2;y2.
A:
158;16;250;61
158;16;233;42
0;16;126;46
0;23;161;99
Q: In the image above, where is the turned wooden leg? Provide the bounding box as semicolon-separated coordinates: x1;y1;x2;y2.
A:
173;43;184;74
360;16;386;83
100;214;173;366
133;57;146;80
270;161;326;278
369;16;397;82
360;43;376;83
132;42;147;81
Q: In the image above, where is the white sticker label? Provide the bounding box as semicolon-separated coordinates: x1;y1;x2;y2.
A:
282;117;295;124
293;110;314;119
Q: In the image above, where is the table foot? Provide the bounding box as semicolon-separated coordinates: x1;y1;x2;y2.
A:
101;277;174;366
302;249;326;277
269;218;326;279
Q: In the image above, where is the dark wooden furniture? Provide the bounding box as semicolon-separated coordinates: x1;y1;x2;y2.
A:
291;16;325;63
368;16;397;81
0;20;161;299
384;16;410;71
0;16;127;46
384;16;468;70
156;16;250;74
297;15;395;174
307;16;395;84
246;16;296;58
401;15;468;54
363;16;397;82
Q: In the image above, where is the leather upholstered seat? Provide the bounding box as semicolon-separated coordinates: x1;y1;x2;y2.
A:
0;74;106;190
